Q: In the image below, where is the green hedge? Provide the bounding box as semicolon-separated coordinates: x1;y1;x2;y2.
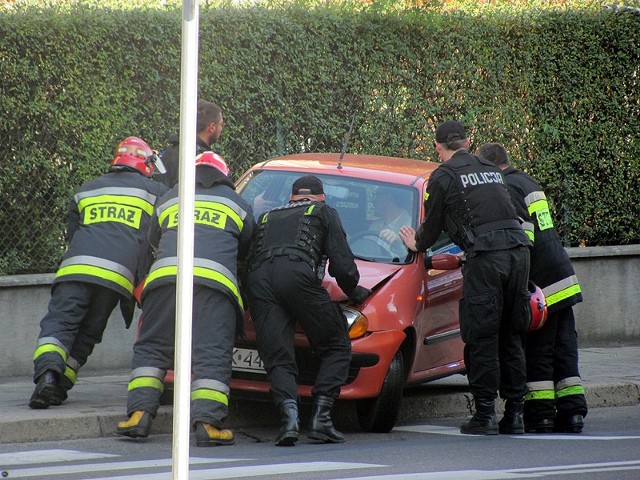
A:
1;4;639;274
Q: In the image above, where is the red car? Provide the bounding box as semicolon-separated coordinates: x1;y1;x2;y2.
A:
228;153;466;432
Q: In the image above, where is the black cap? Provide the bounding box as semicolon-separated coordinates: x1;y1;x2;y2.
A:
435;120;467;144
292;175;324;195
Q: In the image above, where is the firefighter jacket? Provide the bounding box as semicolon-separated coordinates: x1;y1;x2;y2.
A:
247;200;360;297
416;150;530;255
55;171;168;299
142;167;256;317
501;166;583;313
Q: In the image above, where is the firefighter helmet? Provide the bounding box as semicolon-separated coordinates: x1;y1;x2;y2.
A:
528;281;548;331
110;137;159;177
195;151;229;176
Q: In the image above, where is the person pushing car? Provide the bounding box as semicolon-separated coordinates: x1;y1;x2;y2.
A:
245;175;371;446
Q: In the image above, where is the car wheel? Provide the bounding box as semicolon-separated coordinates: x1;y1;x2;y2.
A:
356;350;405;433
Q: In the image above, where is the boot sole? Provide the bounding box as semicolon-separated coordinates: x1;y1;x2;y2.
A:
116;427;150;439
196;438;235;447
307;431;345;443
460;426;499;435
275;431;299;446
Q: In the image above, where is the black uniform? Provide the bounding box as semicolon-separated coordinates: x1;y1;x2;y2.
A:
33;171;168;392
155;135;211;188
124;166;255;428
245;200;360;405
501;166;587;428
415;150;531;404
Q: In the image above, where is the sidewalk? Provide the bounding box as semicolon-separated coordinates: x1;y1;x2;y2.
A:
1;347;638;444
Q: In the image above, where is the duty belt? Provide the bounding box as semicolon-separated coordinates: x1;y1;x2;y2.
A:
248;247;316;271
472;218;522;235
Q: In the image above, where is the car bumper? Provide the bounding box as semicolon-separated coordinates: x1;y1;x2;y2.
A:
230;329;406;400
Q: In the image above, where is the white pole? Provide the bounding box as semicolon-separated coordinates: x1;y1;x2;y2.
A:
173;0;199;478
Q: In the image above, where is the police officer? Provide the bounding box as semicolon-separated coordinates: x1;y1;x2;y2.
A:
478;142;587;434
30;137;168;409
245;175;371;446
400;121;531;435
156;100;224;188
116;152;255;446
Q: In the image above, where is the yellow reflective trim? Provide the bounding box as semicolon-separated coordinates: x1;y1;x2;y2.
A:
546;284;582;307
556;385;586;398
304;205;315;215
159;203;178;228
261;212;269;224
145;264;243;309
526;230;534;242
525;390;555;401
33;344;67;361
145;265;176;287
193;266;243;309
528;199;554;231
64;366;77;384
424;192;430;202
191;388;228;405
128;377;164;392
78;194;154;216
56;264;134;294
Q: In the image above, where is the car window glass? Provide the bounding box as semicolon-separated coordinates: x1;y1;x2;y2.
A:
237;171;419;264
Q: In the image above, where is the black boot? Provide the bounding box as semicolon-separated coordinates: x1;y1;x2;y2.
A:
555;414;584;433
275;399;299;446
460;399;499;435
29;371;66;409
307;395;345;443
499;398;525;434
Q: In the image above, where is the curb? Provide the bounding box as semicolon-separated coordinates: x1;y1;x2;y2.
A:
2;382;638;444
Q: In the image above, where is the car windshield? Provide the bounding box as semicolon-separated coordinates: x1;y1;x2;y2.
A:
238;170;419;264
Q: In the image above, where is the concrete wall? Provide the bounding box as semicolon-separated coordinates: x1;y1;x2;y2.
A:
1;245;638;379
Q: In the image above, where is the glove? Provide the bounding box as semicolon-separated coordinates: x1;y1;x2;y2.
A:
349;285;372;304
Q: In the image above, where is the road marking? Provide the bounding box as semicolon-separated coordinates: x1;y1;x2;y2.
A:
2;457;245;478
394;425;480;436
0;449;117;465
326;460;640;479
3;460;384;479
395;425;640;440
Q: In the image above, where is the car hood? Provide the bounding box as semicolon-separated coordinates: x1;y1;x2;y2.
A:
322;261;402;301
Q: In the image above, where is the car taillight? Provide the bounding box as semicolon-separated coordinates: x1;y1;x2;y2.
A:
342;307;369;339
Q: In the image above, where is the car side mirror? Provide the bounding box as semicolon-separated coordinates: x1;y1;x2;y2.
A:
424;253;463;270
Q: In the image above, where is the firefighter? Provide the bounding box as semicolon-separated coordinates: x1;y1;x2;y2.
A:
478;142;587;434
29;137;169;409
156;100;224;188
116;151;255;447
245;175;371;446
400;121;531;435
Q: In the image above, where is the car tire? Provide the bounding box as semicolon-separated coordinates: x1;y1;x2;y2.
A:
356;350;405;433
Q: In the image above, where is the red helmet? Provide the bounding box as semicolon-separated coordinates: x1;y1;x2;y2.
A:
110;137;157;177
195;151;229;176
528;281;548;331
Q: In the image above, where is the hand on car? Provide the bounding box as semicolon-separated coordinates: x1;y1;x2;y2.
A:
399;226;417;252
349;285;372;304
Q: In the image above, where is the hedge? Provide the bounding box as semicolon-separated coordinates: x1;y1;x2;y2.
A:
0;3;638;274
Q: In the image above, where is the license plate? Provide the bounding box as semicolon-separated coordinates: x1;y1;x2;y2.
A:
232;347;266;373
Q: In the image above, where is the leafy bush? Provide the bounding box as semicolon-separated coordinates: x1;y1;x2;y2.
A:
1;2;638;274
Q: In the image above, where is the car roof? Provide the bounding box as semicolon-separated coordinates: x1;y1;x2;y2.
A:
250;153;439;187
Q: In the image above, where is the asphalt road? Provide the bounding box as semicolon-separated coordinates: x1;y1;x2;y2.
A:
1;405;639;480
